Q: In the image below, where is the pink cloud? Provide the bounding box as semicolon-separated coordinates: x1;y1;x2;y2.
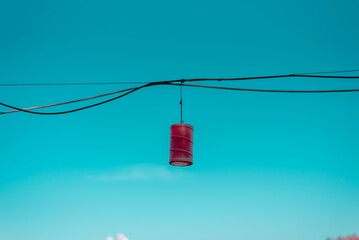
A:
330;234;359;240
117;233;129;240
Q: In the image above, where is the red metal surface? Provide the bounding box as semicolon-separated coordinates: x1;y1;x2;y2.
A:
169;123;194;167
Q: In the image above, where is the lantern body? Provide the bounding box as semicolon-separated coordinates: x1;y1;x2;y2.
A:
169;123;194;166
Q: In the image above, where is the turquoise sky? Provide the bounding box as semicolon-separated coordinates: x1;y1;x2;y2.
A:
1;0;359;240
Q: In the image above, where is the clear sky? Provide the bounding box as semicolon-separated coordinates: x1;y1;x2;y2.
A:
1;0;359;240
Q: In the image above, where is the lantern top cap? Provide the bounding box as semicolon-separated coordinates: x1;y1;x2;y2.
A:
170;123;193;129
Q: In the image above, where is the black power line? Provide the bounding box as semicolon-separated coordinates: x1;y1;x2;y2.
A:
2;73;359;115
0;82;151;86
1;86;140;114
1;70;359;87
0;82;165;115
299;68;359;75
171;83;359;93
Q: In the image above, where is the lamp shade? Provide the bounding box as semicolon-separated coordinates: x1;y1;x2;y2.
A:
169;123;194;166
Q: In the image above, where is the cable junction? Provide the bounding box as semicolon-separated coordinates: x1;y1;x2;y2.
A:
1;72;359;115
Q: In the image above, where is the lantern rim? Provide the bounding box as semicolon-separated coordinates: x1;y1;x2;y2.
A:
170;123;194;130
169;161;193;167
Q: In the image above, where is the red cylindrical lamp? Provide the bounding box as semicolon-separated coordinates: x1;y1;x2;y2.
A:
169;123;194;167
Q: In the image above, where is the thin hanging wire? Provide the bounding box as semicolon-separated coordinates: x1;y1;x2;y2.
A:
1;69;359;87
299;68;359;75
180;82;183;123
0;82;151;86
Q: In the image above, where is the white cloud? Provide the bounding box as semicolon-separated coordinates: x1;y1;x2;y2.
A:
117;233;129;240
85;164;191;182
106;237;114;240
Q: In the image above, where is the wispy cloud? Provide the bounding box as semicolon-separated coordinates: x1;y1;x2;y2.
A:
85;164;191;182
106;233;129;240
117;234;129;240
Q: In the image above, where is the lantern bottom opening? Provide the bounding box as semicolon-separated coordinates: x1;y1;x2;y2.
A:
169;161;193;167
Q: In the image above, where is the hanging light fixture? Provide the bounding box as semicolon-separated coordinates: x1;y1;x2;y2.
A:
169;83;194;166
169;123;194;166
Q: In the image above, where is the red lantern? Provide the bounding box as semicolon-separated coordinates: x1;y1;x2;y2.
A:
169;123;194;166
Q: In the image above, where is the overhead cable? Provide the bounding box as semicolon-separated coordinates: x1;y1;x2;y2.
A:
0;81;150;86
0;82;168;115
2;73;359;115
1;86;140;114
170;83;359;93
1;71;359;87
299;68;359;75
